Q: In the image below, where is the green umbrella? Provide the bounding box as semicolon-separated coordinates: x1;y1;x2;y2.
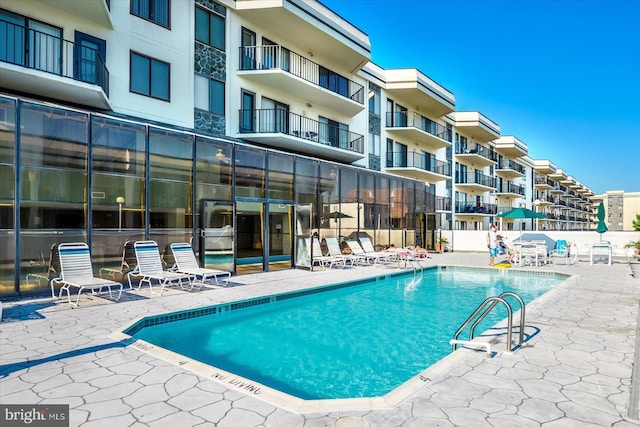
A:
497;207;547;239
497;207;547;219
596;201;608;241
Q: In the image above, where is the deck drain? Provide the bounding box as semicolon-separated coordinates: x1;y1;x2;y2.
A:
335;416;370;427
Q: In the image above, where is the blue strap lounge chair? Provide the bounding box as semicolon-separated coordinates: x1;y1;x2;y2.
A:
170;242;231;287
132;241;193;295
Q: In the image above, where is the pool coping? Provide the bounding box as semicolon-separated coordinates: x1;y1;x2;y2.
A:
109;265;573;414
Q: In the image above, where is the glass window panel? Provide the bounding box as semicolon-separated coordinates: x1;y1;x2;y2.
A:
319;163;339;237
0;230;14;294
210;13;224;50
0;10;26;66
0;98;16;206
194;74;209;110
338;167;357;242
20;104;88;170
267;152;293;201
234;145;265;198
195;137;232;200
150;59;169;100
149;128;193;181
149;180;191;228
210;79;224;115
92;117;145;176
130;53;150;95
295;157;318;228
195;7;209;44
91;174;145;228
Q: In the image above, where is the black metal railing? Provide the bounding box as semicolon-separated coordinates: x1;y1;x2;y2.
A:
455;171;496;188
386;151;450;175
436;196;452;211
239;45;364;104
496;182;525;196
0;19;109;96
455;142;497;162
535;176;553;186
496;159;525;174
385;111;453;142
238;109;364;154
454;201;497;215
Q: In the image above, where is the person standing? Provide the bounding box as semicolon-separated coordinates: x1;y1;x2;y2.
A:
488;224;498;266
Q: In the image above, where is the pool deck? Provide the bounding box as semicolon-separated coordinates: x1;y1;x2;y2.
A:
2;252;640;426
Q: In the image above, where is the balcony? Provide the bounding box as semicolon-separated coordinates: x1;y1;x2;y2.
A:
451;111;500;142
495;159;525;178
455;171;496;192
238;45;365;116
235;0;370;74
494;136;528;158
0;20;110;110
495;182;526;198
436;196;451;212
455;142;497;167
455;201;497;215
385;111;452;150
534;176;554;189
533;159;557;175
237;109;365;163
384;68;455;117
32;0;113;28
385;151;450;183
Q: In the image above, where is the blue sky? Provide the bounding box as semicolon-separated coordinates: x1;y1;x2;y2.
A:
320;0;640;194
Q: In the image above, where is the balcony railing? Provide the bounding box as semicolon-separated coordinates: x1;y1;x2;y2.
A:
454;201;497;215
238;109;364;154
239;45;364;104
496;182;525;196
535;176;553;186
455;171;496;188
436;196;451;211
0;19;109;96
455;142;497;162
386;151;451;175
497;159;525;174
386;111;453;142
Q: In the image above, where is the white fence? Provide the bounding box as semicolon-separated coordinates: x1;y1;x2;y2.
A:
449;230;639;259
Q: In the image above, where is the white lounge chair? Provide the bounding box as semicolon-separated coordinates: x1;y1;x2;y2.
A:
346;240;384;265
359;237;395;264
170;242;231;287
51;242;123;307
325;237;363;266
312;237;344;269
132;240;193;295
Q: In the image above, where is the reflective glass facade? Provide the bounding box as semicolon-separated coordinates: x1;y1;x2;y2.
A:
0;96;435;296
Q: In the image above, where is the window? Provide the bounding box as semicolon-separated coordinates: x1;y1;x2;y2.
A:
319;116;348;149
131;0;170;28
319;66;348;97
194;74;224;114
195;6;224;50
130;52;169;101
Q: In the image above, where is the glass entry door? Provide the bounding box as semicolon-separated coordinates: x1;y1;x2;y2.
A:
236;201;264;274
200;200;234;273
294;204;312;269
267;203;292;271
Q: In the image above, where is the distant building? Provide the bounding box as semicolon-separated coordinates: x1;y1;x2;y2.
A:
594;191;640;231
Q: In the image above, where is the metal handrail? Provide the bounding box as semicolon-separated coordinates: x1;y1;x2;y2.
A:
451;292;526;354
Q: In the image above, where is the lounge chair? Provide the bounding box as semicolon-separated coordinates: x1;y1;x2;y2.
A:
132;240;193;295
51;242;123;307
311;237;344;269
170;242;231;287
359;237;395;264
549;240;569;265
324;237;363;266
26;243;61;297
346;240;384;265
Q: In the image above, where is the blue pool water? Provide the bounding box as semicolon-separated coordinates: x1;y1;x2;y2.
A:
129;268;564;400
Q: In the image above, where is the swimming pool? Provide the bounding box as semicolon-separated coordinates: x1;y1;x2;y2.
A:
123;267;565;402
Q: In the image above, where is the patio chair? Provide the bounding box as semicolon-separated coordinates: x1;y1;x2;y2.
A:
26;243;61;297
324;237;362;266
132;240;193;295
100;240;138;283
311;237;344;269
170;242;231;287
549;240;570;265
346;240;384;265
51;242;123;308
359;237;396;264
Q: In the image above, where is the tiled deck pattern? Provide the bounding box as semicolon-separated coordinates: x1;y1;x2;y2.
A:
1;252;640;426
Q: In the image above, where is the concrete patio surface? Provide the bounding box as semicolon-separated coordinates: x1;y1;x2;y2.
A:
1;251;640;426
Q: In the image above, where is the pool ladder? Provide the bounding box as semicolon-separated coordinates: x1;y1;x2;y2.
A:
450;292;525;356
